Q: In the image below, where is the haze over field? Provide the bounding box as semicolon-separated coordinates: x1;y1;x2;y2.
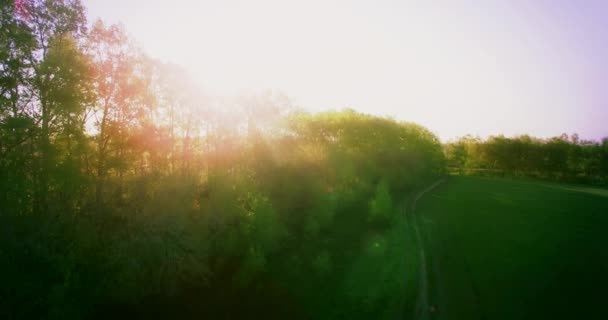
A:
83;0;608;140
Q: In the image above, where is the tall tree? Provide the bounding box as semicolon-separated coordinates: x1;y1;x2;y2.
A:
86;20;151;208
0;0;37;214
1;0;88;214
15;0;88;213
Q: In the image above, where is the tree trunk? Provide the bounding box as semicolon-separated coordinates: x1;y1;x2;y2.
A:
37;97;50;214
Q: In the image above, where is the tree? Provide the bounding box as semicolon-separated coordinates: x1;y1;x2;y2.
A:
0;0;38;214
14;0;88;213
86;20;152;208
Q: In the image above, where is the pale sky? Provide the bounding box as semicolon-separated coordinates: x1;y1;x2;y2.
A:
82;0;608;141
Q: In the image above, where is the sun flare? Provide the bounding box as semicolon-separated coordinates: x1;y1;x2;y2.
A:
84;0;607;140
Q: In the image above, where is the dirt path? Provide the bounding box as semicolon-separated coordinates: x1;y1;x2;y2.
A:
410;178;445;320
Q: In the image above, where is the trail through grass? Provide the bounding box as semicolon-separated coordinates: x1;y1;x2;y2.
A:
409;179;445;320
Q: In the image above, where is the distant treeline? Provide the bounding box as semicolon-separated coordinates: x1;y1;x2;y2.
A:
445;134;608;184
1;1;445;318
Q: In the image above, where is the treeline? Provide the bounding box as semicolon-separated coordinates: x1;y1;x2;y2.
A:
445;134;608;184
0;1;445;319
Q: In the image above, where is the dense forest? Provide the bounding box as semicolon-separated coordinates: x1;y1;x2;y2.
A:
0;1;445;318
1;1;607;319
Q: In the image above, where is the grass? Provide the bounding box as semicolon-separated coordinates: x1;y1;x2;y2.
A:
415;176;608;320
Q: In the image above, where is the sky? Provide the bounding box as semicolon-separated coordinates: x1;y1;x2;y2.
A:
82;0;608;141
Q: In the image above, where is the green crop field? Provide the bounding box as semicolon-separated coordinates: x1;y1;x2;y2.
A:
414;176;608;320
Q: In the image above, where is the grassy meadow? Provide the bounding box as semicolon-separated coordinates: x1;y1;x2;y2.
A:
415;176;608;319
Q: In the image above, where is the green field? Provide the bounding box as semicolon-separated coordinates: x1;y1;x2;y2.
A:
414;176;608;320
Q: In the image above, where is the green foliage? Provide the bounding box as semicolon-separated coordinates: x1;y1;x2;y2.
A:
2;2;606;318
445;134;608;184
369;179;393;223
0;1;447;318
340;216;417;319
311;251;332;275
